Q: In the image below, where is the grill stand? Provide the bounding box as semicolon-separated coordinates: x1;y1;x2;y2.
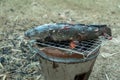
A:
35;39;101;80
39;56;98;80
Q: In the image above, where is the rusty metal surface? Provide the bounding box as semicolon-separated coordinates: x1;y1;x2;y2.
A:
37;48;100;63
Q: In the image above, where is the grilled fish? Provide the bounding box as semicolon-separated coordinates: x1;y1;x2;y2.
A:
25;23;112;42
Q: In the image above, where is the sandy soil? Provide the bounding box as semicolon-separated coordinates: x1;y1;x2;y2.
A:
0;0;120;80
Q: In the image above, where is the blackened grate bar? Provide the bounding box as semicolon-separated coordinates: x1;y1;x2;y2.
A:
36;39;102;57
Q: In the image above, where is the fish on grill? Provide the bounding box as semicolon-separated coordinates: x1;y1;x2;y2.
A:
24;23;112;48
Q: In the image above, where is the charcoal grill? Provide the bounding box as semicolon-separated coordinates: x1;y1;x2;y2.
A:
35;38;102;80
36;38;101;63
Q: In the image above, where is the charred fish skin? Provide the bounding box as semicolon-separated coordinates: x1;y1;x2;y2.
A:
24;23;112;41
51;23;111;41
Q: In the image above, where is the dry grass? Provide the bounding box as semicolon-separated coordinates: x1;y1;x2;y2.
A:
0;0;120;80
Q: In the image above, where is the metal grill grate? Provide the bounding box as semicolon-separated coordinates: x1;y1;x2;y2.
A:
36;39;102;57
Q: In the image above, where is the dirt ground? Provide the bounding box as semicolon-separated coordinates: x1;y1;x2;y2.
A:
0;0;120;80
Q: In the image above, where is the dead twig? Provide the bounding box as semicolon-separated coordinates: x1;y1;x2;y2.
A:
0;45;13;49
105;73;110;80
101;53;118;58
11;49;21;52
2;74;6;80
0;63;4;69
0;74;4;77
36;75;42;80
0;74;7;80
